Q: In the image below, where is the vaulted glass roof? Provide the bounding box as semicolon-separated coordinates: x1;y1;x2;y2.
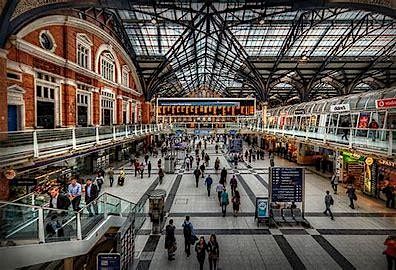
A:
115;1;396;104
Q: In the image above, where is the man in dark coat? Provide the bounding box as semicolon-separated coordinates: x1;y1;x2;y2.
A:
85;178;99;216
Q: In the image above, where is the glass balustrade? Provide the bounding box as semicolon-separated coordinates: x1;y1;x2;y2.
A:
0;124;164;166
0;193;144;246
248;124;395;155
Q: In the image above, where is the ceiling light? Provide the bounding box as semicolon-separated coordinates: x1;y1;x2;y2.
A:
259;19;265;25
151;18;157;24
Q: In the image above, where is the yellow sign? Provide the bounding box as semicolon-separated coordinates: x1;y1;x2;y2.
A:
365;157;374;166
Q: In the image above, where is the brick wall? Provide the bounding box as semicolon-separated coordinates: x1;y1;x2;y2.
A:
3;16;146;130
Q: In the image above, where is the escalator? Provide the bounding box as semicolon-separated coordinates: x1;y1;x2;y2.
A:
0;193;145;269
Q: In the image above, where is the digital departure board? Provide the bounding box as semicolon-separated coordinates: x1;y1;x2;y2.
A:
270;167;304;202
157;98;255;116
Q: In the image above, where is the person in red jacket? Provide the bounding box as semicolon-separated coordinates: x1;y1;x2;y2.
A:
384;235;396;269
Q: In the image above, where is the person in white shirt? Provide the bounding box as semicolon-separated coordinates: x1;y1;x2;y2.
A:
68;179;82;211
215;183;225;207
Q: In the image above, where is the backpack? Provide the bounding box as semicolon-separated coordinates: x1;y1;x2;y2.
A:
206;177;213;186
183;222;192;237
330;196;334;205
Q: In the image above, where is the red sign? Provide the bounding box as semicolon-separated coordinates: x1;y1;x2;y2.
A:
376;98;396;109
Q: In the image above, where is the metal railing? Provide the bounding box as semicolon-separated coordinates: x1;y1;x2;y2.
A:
0;192;142;245
0;124;166;166
243;123;395;156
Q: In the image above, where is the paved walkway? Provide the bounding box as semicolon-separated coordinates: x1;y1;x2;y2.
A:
100;140;396;270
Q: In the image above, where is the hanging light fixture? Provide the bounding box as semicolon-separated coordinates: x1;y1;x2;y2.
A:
151;17;157;24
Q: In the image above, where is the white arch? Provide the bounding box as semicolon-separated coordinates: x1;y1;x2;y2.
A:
95;43;122;84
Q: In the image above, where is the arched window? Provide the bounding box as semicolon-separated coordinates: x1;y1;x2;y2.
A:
100;52;115;82
76;33;93;69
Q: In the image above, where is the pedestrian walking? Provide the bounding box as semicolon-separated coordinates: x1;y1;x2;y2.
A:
207;234;219;270
85;178;99;216
189;155;193;169
231;190;241;217
158;167;165;184
68;179;82;211
205;175;213;197
118;168;125;186
216;182;224;207
382;184;395;208
346;184;357;209
108;167;114;187
195;236;207;270
220;168;227;185
230;175;237;196
147;161;152;177
200;163;206;179
323;190;334;220
144;153;149;164
220;188;229;217
331;173;339;194
140;162;145;179
134;160;140;177
201;149;205;160
95;173;104;192
157;158;162;169
270;153;275;167
194;167;201;188
182;216;196;257
383;235;396;270
165;219;176;261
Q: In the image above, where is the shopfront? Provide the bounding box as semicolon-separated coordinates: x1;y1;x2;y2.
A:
376;159;396;202
340;151;365;189
297;143;334;173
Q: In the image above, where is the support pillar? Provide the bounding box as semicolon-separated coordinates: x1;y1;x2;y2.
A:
64;257;73;270
0;49;8;132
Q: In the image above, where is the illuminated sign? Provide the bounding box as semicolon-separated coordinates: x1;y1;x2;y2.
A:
376;98;396;109
157;98;255;117
378;159;396;168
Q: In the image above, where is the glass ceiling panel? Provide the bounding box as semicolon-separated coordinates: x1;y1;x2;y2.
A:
116;4;396;98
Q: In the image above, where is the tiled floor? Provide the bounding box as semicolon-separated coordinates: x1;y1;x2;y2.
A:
101;141;396;270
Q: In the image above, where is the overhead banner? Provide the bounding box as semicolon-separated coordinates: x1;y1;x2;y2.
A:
270;167;304;202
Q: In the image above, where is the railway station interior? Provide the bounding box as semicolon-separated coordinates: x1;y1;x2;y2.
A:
1;1;396;269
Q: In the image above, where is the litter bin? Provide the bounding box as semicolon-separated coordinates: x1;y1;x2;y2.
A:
148;189;166;234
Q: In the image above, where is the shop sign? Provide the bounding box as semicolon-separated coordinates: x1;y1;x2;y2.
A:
330;104;350;112
342;151;365;162
4;169;16;180
294;109;305;115
255;197;269;220
376;98;396;109
378;159;396;168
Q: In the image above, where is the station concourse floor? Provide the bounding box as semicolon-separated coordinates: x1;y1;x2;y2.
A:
101;142;396;270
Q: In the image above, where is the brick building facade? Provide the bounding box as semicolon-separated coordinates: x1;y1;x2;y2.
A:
2;15;148;132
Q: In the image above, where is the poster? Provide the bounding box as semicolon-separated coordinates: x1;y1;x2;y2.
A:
256;197;269;219
358;112;370;128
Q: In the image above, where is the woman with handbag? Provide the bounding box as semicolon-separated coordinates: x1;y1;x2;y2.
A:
195;236;207;270
207;234;219;270
165;219;176;261
232;190;241;217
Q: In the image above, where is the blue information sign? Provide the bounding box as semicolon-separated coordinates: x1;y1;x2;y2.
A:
270;167;304;202
97;253;121;270
229;138;242;153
